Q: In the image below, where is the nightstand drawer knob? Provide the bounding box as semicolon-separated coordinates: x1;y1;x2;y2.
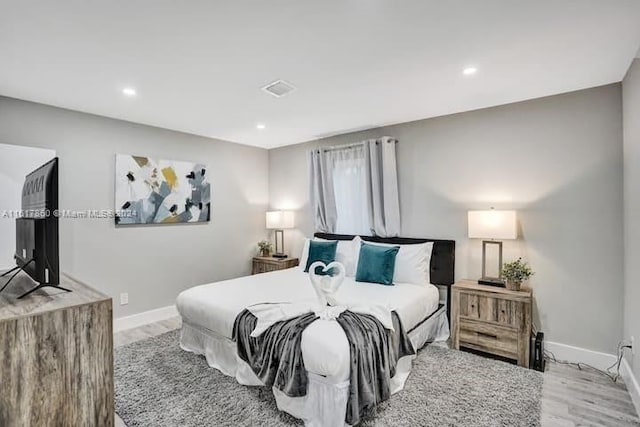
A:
501;310;506;314
477;331;497;339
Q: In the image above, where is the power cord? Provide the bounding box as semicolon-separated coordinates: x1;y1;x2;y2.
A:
544;341;632;383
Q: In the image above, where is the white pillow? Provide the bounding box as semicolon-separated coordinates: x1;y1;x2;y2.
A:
354;237;433;286
299;238;311;270
314;237;358;277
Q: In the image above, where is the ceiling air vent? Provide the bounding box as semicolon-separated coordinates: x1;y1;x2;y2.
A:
261;80;296;98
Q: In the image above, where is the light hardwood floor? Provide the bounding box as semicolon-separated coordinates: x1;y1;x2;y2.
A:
114;318;640;427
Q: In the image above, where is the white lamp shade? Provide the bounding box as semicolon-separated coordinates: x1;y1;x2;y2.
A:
468;210;517;240
266;211;295;229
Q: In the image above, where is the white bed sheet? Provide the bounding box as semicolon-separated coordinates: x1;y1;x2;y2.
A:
177;267;439;337
176;267;440;378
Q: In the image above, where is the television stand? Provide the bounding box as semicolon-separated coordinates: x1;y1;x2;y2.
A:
17;282;72;299
0;258;34;294
0;273;114;425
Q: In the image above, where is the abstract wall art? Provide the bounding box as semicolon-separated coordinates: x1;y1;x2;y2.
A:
115;154;211;225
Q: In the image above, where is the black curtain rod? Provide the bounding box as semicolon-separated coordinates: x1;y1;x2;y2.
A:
315;139;398;153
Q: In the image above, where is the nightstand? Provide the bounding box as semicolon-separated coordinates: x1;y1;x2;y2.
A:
252;257;299;275
451;280;532;367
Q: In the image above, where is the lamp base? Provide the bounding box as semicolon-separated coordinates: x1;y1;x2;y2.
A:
272;253;288;259
478;278;505;287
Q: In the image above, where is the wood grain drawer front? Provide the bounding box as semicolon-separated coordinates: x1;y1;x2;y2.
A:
459;292;521;328
262;263;280;272
458;319;518;358
252;258;298;275
253;263;276;274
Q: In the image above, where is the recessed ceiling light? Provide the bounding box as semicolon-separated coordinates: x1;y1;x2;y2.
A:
463;67;478;76
256;123;266;130
122;87;137;97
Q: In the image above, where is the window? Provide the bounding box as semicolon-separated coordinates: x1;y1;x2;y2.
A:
331;146;371;235
309;137;399;237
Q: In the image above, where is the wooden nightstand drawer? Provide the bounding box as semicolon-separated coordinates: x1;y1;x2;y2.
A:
452;280;532;367
459;293;520;329
459;319;518;358
252;257;299;275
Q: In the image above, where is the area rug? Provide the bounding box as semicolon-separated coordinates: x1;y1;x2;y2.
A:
114;330;542;426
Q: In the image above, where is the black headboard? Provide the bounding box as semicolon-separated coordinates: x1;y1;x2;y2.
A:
314;233;455;286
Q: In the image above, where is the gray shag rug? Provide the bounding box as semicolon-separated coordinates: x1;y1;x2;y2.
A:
115;330;542;426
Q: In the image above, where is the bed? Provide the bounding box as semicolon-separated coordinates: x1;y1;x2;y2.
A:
177;233;455;426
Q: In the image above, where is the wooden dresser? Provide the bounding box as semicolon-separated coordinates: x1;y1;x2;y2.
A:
0;272;114;426
252;256;299;274
451;280;532;367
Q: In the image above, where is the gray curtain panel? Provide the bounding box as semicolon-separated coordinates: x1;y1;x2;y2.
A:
308;148;338;233
308;137;400;237
364;137;400;237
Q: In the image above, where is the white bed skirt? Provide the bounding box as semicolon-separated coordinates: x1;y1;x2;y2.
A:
179;306;449;427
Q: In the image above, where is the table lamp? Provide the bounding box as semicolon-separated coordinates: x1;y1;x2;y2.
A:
468;209;517;287
266;211;294;259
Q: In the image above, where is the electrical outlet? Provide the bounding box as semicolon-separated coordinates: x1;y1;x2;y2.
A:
120;293;129;305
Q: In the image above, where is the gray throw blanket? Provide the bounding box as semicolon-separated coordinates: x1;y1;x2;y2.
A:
232;308;415;425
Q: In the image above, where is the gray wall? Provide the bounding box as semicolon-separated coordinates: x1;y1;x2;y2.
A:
270;84;624;353
624;59;640;384
0;96;269;318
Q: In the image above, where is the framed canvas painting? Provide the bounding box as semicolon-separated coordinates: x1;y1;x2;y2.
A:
115;154;211;225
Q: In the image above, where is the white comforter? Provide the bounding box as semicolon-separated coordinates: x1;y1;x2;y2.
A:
176;267;440;379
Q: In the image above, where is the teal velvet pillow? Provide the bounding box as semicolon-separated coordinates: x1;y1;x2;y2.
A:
355;242;400;286
304;240;338;275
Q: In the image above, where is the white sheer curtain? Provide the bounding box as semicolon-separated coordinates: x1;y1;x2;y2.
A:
308;137;400;237
330;145;371;235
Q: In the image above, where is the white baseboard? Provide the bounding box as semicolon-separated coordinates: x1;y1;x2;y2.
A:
545;341;617;371
113;305;178;333
622;358;640;417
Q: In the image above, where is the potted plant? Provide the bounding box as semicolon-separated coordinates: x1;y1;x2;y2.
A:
257;240;273;257
501;258;534;291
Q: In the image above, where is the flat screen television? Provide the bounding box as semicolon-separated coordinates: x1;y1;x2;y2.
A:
0;157;69;299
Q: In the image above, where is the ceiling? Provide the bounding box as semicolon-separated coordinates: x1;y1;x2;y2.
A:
1;1;640;149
